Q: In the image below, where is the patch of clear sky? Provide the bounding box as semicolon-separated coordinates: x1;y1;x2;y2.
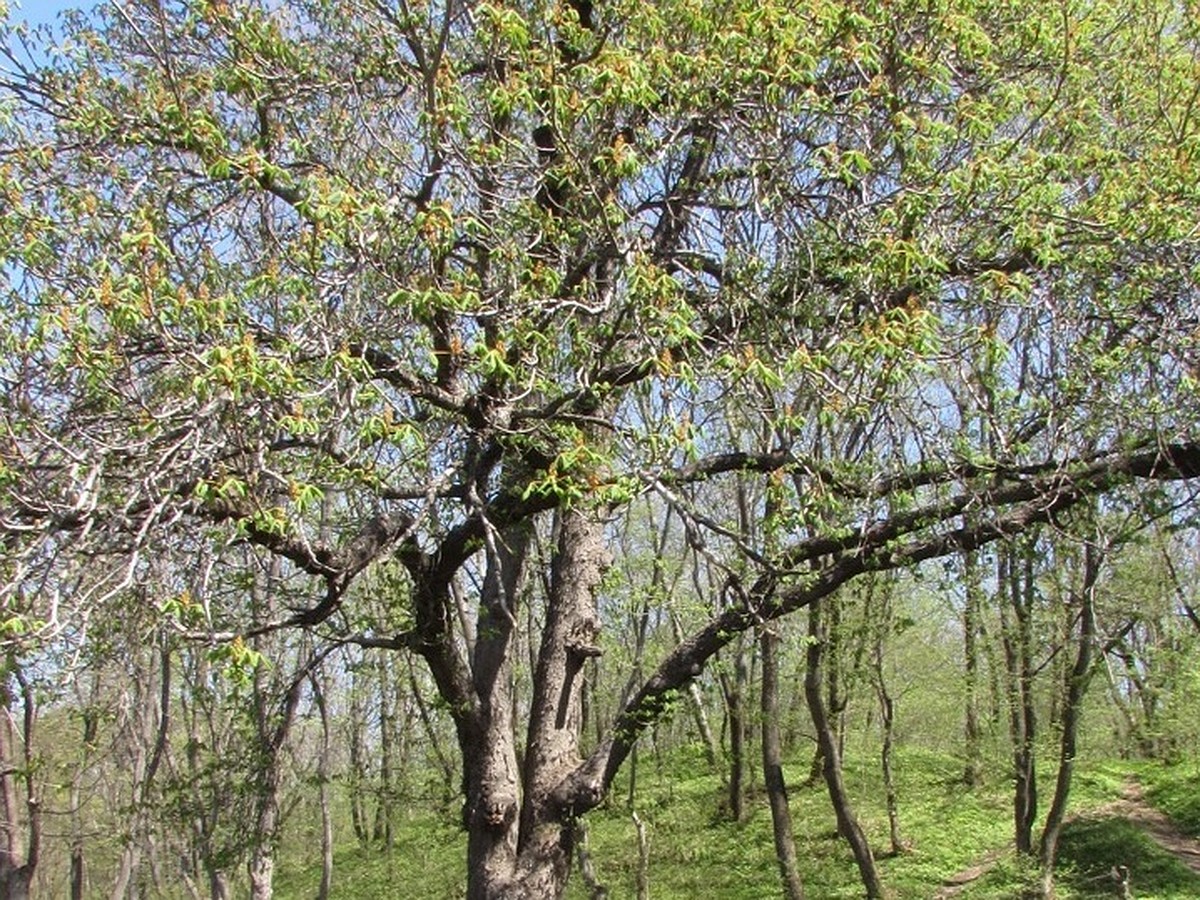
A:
6;1;83;28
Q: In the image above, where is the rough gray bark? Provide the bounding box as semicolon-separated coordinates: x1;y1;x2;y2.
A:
462;521;532;900
512;507;608;897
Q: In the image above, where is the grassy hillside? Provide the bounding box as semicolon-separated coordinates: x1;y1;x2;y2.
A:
272;747;1200;899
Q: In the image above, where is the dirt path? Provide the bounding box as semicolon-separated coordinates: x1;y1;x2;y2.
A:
932;777;1200;897
932;846;1011;898
1091;779;1200;876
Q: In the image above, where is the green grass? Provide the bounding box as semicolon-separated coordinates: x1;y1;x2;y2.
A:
1055;816;1200;899
1140;759;1200;839
275;747;1200;899
274;812;467;898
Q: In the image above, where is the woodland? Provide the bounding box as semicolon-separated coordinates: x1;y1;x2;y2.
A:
2;0;1200;898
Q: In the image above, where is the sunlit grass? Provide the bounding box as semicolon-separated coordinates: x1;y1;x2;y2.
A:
274;746;1200;899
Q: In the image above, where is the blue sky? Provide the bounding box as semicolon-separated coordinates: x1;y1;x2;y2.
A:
6;0;86;28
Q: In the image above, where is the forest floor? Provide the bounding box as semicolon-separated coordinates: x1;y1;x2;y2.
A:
274;753;1200;899
934;776;1200;897
1090;779;1200;876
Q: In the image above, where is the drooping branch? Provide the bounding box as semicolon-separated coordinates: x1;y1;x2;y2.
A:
553;439;1200;814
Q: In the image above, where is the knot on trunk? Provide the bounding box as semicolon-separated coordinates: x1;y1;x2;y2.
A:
552;771;605;820
566;618;602;661
474;797;517;831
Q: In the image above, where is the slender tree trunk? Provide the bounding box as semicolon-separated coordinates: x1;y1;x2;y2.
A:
247;606;315;900
878;683;903;856
573;822;608;899
70;706;98;900
632;811;650;900
806;603;885;899
999;543;1038;855
761;628;805;900
375;653;396;849
209;870;232;900
111;640;170;900
311;669;335;900
408;656;457;803
870;614;904;855
0;661;38;900
721;638;750;822
827;594;855;756
347;671;371;846
1039;542;1101;897
963;550;985;786
626;744;639;809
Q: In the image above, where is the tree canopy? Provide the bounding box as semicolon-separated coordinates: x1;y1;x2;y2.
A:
4;0;1200;897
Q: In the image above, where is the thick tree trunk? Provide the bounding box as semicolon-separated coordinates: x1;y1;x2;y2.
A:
247;853;275;900
1039;542;1100;897
805;603;885;899
448;507;609;900
761;628;805;900
462;522;531;900
0;866;32;900
511;507;608;897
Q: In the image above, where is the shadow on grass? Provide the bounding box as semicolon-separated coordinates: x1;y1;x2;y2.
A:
1146;770;1200;838
1056;816;1200;899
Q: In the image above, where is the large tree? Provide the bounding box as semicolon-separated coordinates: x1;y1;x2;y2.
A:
5;1;1200;897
